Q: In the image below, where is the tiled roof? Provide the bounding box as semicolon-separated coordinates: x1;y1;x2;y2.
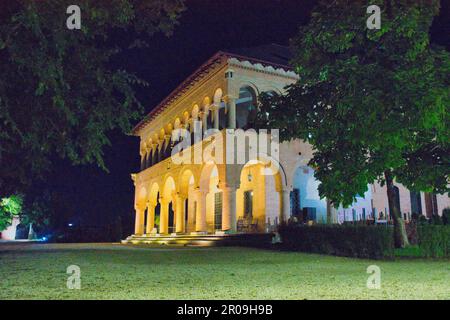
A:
132;44;292;135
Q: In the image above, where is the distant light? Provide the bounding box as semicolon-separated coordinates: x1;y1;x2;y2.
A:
68;223;73;227
42;237;47;241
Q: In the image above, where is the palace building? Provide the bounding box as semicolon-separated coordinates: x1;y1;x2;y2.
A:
124;44;449;244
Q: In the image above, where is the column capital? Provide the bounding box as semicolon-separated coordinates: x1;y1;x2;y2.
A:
146;200;156;208
222;95;237;103
281;186;292;193
218;182;239;191
193;187;208;195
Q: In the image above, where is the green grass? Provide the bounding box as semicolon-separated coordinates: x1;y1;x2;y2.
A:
0;243;449;299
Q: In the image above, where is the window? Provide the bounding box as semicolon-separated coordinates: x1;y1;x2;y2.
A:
410;191;422;215
236;86;257;129
291;188;301;215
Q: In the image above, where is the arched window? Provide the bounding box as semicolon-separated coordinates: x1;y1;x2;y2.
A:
219;102;227;129
236;86;257;129
146;150;152;168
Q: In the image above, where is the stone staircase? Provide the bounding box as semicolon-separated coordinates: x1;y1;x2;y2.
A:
121;233;274;247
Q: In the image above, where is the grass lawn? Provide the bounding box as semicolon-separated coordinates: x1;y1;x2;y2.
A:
0;243;448;300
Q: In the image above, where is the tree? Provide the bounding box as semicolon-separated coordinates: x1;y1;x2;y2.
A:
20;191;53;236
0;194;23;231
0;0;185;196
257;0;449;248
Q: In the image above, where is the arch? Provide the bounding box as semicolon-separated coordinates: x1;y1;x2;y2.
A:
178;168;197;233
192;104;200;120
161;175;176;234
236;159;283;232
199;163;223;233
213;88;223;104
159;128;166;140
234;154;288;190
199;162;223;191
166;123;173;135
182;111;190;124
162;175;176;200
148;182;160;204
202;96;211;111
236;85;258;129
179;168;196;196
174;117;181;129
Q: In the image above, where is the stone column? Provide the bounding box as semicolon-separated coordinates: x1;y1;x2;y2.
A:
227;96;236;129
134;207;145;235
221;186;237;232
194;189;207;233
146;201;156;234
200;110;207;134
159;197;169;234
175;194;185;233
213;104;220;130
281;189;291;223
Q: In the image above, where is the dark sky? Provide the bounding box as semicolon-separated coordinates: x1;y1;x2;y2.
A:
41;0;449;234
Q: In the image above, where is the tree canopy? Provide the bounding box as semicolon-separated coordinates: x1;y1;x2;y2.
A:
258;0;449;247
0;194;23;231
0;0;185;195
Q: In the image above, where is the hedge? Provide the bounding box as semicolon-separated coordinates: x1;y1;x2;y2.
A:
417;225;450;258
278;224;394;259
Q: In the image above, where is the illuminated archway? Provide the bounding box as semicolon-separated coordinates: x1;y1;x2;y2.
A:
179;169;196;233
199;163;223;233
236;159;282;232
161;176;176;234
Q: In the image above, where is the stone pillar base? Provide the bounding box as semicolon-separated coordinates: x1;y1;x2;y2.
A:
214;230;227;236
190;231;208;236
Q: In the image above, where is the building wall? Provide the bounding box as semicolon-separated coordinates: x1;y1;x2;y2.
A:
130;54;450;236
1;216;20;240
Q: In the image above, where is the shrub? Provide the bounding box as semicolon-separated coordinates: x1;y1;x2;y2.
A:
278;224;394;259
418;214;428;225
417;225;450;258
442;208;450;225
430;215;443;225
405;222;418;245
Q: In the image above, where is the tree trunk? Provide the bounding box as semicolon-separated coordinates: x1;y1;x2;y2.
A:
326;199;337;224
326;199;332;224
384;170;409;248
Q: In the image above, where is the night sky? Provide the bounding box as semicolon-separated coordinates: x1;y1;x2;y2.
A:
39;0;449;234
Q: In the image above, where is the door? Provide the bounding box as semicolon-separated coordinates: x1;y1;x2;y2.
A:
214;192;223;231
244;190;253;219
168;202;174;233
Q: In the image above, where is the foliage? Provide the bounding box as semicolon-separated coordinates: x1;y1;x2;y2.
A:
0;194;23;230
0;0;185;195
442;208;450;225
417;225;450;258
278;223;394;259
20;191;53;233
257;0;450;248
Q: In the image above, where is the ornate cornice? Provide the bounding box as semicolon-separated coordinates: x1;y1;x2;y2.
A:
132;50;298;136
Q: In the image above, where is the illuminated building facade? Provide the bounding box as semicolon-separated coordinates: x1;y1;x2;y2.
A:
125;45;449;242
